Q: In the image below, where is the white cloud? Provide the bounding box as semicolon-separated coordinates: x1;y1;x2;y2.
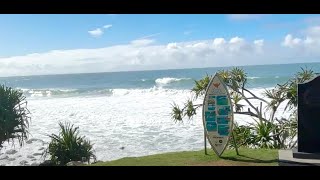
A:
212;38;226;53
305;26;320;37
227;14;262;21
167;43;179;50
0;36;270;77
282;34;302;48
88;24;113;37
228;37;248;52
281;25;320;57
254;39;264;46
130;39;155;46
103;24;113;29
213;38;226;46
88;28;103;37
192;42;207;48
254;39;264;53
6;25;320;77
229;36;244;44
304;36;314;45
282;26;320;49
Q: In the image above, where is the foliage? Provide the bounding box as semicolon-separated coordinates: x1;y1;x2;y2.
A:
0;85;30;149
250;118;278;149
170;66;315;149
191;74;211;99
44;122;96;166
229;123;253;148
171;100;202;122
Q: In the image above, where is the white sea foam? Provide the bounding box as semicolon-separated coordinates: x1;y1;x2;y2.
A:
0;87;291;166
155;77;191;86
18;87;182;98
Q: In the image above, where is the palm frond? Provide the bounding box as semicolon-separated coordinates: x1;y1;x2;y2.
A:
191;74;211;99
170;103;183;122
184;99;197;119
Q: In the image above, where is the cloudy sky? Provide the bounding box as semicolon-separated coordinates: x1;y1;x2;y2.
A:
0;14;320;77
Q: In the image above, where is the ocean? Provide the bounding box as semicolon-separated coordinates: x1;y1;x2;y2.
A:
0;62;320;165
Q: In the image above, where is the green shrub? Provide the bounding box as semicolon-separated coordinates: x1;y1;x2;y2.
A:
44;122;96;165
0;85;30;149
171;67;315;149
229;123;254;149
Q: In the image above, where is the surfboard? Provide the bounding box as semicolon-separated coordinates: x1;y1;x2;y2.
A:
202;73;234;157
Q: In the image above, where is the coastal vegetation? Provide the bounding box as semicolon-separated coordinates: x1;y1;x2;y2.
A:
0;85;30;149
171;67;315;149
0;83;96;166
43;122;96;166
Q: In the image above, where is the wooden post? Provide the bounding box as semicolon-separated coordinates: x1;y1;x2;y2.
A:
232;131;239;155
204;131;208;155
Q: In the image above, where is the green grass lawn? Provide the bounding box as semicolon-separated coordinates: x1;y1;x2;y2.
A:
91;148;278;166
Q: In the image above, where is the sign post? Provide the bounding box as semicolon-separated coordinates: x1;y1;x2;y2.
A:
202;73;235;157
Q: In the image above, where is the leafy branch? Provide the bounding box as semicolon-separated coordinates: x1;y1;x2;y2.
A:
170;66;315;149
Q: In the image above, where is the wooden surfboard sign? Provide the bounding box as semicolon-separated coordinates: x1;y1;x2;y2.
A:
202;73;234;157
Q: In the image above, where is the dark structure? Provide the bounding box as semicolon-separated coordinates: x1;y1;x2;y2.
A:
293;75;320;159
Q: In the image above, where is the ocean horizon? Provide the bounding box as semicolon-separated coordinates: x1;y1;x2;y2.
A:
1;61;320;78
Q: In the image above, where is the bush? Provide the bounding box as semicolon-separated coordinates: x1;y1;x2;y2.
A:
44;122;96;165
0;85;30;149
229;123;254;149
171;67;314;149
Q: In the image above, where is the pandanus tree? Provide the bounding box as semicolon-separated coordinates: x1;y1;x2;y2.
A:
170;67;315;149
44;122;96;165
0;85;30;149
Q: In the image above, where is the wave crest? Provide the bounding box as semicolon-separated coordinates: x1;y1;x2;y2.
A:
155;77;191;86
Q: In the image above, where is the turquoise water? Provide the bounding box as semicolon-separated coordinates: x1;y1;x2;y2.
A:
0;62;319;97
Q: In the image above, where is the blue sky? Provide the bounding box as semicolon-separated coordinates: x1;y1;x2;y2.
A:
1;14;320;76
0;14;313;56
